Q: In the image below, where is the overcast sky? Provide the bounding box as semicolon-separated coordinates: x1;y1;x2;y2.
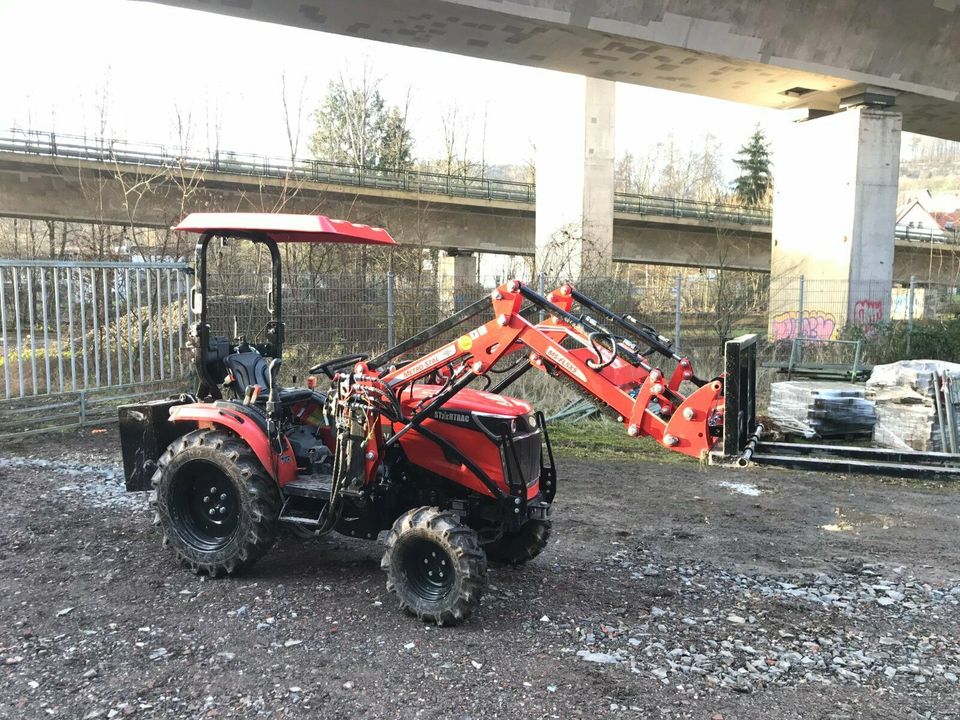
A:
2;0;796;176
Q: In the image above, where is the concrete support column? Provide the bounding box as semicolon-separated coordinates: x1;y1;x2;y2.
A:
438;250;477;312
535;75;615;281
771;107;901;338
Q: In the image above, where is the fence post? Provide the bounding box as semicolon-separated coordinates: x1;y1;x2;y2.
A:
538;272;546;323
674;272;682;353
797;276;805;341
386;271;395;348
907;275;917;358
0;268;10;399
792;275;805;368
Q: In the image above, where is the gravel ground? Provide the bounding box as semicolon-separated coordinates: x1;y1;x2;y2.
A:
1;429;960;719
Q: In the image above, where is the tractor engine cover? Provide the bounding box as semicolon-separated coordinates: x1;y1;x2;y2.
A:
118;396;194;491
393;386;542;499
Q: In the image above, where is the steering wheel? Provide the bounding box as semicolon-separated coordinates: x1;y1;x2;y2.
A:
309;353;369;379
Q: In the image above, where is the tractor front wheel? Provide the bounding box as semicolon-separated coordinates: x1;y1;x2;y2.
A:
151;429;280;576
381;507;487;626
483;519;551;565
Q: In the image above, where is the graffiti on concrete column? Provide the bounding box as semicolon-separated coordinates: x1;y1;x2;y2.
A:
772;310;838;340
852;299;883;326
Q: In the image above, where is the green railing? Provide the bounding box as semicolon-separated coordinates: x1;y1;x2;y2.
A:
2;128;772;225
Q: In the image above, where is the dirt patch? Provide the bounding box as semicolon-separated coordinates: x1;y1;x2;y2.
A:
1;428;959;719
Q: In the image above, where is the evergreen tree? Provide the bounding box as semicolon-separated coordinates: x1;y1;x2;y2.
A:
732;126;773;207
376;105;414;171
310;65;413;171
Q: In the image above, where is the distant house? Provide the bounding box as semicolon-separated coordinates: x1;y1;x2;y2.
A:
932;210;960;234
896;198;946;240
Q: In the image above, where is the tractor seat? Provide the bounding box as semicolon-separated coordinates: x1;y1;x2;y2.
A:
223;352;324;406
223;352;271;395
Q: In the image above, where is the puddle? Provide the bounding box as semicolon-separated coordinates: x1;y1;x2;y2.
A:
821;506;894;533
718;480;763;497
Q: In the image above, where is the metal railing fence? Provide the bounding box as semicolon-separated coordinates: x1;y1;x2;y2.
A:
1;128;770;226
0;259;192;438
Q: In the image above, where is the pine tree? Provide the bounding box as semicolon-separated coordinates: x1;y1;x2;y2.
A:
732;126;773;207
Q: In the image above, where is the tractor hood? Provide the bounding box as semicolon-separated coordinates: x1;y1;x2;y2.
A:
399;385;533;418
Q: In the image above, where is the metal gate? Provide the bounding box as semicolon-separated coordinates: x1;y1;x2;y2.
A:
0;260;193;439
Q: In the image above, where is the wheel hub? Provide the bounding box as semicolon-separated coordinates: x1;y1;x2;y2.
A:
171;461;241;550
403;539;454;602
190;479;237;536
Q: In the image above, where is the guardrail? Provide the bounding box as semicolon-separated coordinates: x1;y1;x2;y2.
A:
1;128;771;226
613;192;770;226
895;226;960;243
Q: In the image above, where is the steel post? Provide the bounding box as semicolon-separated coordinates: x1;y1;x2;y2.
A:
674;272;682;353
907;275;916;358
386;271;395;348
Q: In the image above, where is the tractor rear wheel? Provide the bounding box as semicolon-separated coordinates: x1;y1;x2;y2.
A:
381;507;487;626
483;519;551;565
151;429;280;577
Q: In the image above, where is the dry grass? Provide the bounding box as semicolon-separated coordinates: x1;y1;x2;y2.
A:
546;417;694;464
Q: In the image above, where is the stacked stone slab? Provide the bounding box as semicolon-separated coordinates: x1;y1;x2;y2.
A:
867;360;960;452
768;381;877;439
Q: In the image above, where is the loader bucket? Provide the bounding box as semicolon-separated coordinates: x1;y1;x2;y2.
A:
722;334;759;459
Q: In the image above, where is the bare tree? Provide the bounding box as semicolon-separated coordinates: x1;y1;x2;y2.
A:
281;71;308;164
439;105;474;177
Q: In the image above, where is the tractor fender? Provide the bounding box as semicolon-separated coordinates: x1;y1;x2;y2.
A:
168;404;298;485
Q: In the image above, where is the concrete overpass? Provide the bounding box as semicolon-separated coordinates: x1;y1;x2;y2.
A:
0;131;771;272
3;131;957;283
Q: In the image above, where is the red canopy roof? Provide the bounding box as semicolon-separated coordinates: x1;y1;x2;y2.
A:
173;213;395;245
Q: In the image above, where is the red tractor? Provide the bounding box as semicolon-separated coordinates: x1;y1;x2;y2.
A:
121;213;743;625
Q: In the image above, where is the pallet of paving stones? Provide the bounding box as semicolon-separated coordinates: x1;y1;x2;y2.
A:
767;380;877;440
867;360;960;452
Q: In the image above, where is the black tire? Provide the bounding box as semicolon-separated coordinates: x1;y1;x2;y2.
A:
151;429;280;577
483;519;551;565
381;507;487;626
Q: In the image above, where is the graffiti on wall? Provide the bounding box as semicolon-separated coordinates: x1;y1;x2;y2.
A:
772;310;838;340
891;289;924;321
851;299;883;326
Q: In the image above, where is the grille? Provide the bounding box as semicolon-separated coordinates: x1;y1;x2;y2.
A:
504;430;542;489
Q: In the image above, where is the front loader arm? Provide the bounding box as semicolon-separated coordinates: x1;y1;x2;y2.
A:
348;280;722;459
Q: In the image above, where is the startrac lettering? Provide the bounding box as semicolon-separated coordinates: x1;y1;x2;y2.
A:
432;409;474;428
